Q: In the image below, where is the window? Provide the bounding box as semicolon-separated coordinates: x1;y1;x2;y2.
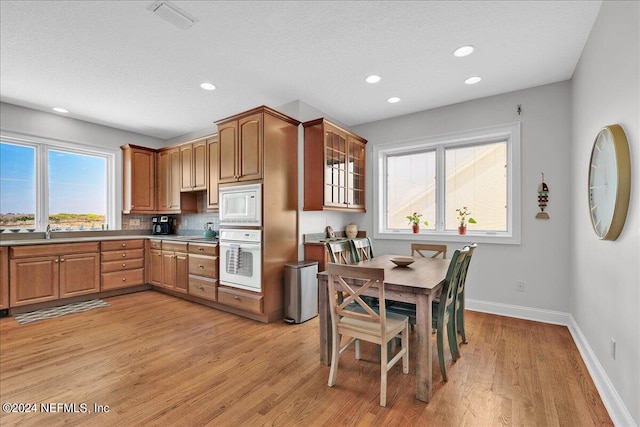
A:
0;135;116;232
374;123;521;244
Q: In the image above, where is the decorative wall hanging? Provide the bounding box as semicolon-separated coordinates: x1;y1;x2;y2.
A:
536;173;549;220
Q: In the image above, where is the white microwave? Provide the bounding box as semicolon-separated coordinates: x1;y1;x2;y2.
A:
219;183;262;226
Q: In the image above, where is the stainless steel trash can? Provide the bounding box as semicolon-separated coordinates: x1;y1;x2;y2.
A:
283;260;319;324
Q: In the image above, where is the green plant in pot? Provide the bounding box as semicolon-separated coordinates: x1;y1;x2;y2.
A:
407;212;428;233
455;207;476;235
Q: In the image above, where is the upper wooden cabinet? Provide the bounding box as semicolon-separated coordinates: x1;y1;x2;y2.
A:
158;147;181;212
206;136;219;210
180;139;207;192
122;144;156;214
303;118;367;212
216;111;263;183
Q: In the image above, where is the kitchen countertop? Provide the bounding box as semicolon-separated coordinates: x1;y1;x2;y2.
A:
0;232;218;247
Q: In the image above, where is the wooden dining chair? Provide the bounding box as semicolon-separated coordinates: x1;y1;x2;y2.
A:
454;243;477;352
326;263;409;407
387;247;468;381
351;237;374;262
411;243;447;259
325;240;356;265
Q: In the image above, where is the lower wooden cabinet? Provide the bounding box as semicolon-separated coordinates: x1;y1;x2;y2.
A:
0;247;8;311
158;241;189;294
217;286;263;315
10;242;100;307
188;242;218;301
101;240;145;291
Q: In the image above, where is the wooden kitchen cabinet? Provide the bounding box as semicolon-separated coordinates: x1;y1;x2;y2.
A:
101;240;145;291
180;139;207;191
159;241;189;294
0;247;10;311
122;144;156;214
158;147;181;212
303;118;367;212
9;242;100;307
206;136;219;210
216;111;263;183
188;242;218;301
148;239;163;286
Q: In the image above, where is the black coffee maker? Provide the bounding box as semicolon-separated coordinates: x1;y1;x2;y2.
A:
151;216;174;235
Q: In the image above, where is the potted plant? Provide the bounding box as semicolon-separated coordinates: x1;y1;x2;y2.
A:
455;207;476;235
407;212;428;233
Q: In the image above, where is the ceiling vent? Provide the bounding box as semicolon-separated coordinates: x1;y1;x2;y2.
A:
148;1;197;30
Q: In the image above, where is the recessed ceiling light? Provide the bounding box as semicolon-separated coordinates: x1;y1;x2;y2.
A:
200;82;216;91
453;45;474;57
465;76;482;85
387;97;401;104
365;75;381;84
52;107;69;113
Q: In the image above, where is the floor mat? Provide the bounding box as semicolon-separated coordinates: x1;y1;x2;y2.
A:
13;299;110;325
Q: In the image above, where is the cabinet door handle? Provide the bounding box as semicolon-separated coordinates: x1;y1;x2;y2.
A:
198;285;204;290
122;243;126;247
198;264;204;269
122;253;126;257
198;247;204;251
122;263;126;268
60;258;65;262
122;277;127;282
54;258;59;263
234;296;240;300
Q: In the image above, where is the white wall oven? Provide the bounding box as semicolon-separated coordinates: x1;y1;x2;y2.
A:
219;183;261;227
219;229;262;292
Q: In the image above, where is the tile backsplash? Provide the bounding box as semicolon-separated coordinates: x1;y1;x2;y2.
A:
121;192;219;233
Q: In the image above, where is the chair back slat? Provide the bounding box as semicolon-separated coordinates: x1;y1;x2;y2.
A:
436;248;469;325
411;243;447;259
456;243;477;297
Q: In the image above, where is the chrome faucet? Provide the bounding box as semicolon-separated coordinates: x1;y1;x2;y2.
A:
45;224;51;240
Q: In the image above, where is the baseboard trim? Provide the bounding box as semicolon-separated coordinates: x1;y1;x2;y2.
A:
466;299;636;427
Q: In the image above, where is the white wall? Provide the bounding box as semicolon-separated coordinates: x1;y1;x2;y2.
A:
352;81;573;313
571;1;639;425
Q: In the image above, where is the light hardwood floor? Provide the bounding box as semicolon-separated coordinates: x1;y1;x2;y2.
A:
0;291;612;426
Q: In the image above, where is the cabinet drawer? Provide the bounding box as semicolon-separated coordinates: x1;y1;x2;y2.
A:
101;248;144;262
11;242;99;258
101;268;145;290
218;286;262;314
149;240;162;250
188;255;217;278
101;239;144;251
188;243;218;256
101;258;144;273
162;241;188;252
188;276;217;302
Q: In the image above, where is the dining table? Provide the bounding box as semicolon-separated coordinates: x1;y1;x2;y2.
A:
317;253;451;403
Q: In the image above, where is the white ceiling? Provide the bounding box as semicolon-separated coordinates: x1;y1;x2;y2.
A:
0;1;602;141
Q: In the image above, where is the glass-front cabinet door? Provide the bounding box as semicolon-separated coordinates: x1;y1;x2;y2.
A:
324;127;347;208
347;137;366;209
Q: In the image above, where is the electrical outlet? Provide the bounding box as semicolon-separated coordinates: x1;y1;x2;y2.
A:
129;219;141;226
515;281;525;292
610;339;616;359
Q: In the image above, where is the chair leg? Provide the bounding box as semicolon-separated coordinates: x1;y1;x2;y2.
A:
457;300;468;344
355;339;361;360
380;340;388;406
328;331;340;387
402;324;409;374
437;324;448;382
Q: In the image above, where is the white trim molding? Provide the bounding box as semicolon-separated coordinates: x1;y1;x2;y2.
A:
466;299;636;427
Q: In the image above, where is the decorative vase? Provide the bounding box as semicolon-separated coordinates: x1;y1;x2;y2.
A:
458;225;467;235
412;224;420;234
345;223;358;239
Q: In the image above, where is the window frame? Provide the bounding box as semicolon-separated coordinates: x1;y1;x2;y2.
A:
373;122;521;245
0;132;118;232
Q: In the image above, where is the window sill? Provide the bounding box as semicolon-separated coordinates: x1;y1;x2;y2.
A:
373;230;520;245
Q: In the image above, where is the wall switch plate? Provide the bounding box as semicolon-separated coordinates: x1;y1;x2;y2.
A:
515;281;525;292
130;219;141;226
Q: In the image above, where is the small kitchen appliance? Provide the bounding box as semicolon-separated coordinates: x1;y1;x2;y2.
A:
152;215;174;235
